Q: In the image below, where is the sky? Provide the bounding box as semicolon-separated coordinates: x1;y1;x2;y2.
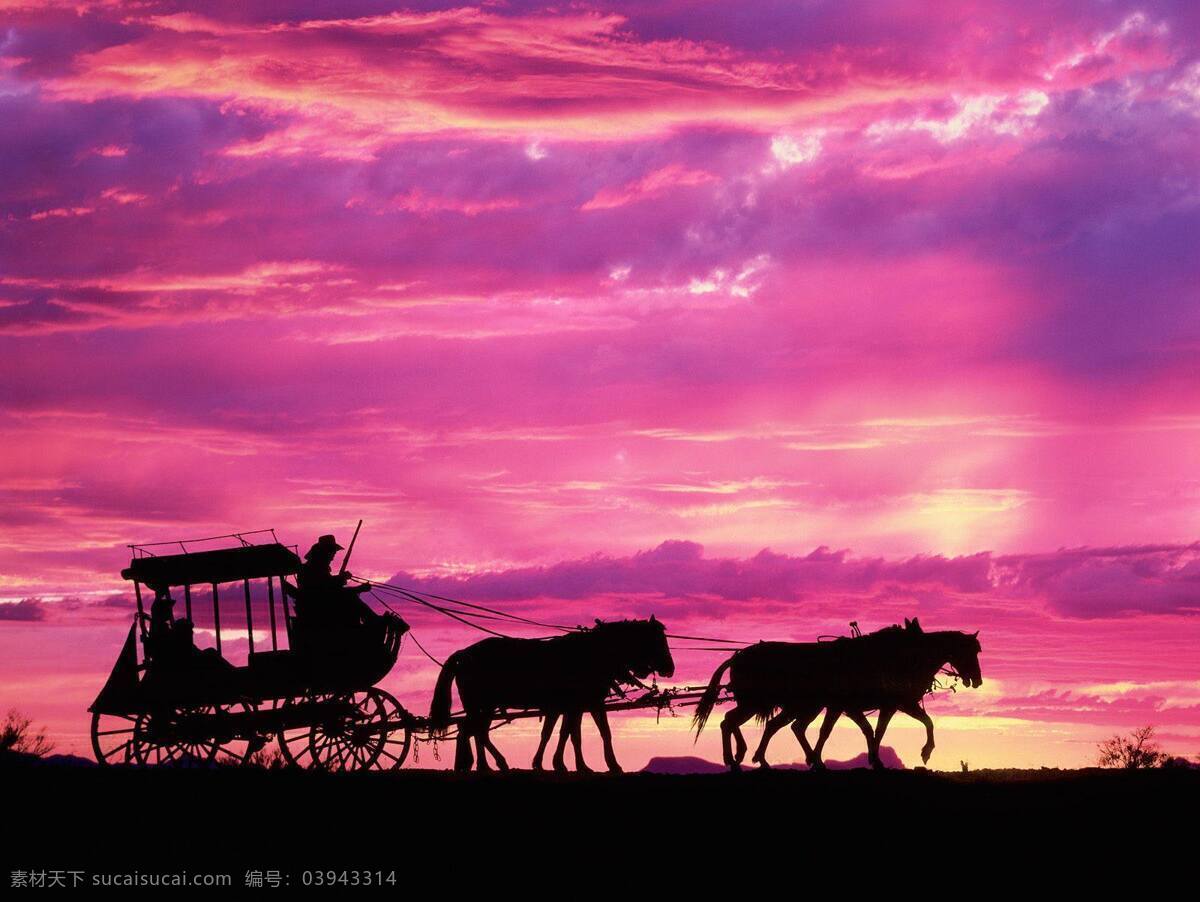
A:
1;0;1199;769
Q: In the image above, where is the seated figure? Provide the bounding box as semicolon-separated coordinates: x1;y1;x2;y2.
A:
291;534;407;657
143;585;234;686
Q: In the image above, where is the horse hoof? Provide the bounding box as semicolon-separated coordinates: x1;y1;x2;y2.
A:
729;762;742;773
757;760;770;770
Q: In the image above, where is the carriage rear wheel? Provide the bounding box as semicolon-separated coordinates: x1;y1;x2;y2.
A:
277;688;412;771
131;702;256;767
90;711;145;765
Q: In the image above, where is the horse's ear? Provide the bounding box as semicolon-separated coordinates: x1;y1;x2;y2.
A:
650;614;657;623
910;617;923;633
595;618;603;627
904;617;911;628
972;630;979;639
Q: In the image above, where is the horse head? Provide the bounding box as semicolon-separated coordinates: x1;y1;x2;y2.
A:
943;630;983;688
595;616;675;680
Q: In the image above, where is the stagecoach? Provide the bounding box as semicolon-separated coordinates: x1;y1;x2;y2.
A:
90;529;975;772
89;533;416;770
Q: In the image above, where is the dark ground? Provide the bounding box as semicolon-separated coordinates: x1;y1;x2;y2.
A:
2;760;1195;885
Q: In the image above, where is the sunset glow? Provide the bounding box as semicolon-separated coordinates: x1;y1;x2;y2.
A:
2;1;1199;769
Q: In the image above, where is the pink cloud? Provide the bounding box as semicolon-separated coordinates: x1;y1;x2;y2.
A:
989;688;1200;726
581;164;718;210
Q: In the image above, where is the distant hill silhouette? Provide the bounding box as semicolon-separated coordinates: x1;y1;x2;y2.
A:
641;746;905;774
0;750;96;768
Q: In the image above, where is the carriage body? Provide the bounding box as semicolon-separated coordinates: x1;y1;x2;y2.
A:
89;535;413;771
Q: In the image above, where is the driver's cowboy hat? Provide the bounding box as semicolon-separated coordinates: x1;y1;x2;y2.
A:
305;534;344;559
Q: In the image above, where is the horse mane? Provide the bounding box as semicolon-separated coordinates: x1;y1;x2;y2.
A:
578;617;656;635
550;618;654;646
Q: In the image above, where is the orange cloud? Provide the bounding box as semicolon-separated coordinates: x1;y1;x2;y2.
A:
42;8;966;153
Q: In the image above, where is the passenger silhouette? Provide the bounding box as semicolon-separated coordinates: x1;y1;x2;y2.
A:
145;585;177;664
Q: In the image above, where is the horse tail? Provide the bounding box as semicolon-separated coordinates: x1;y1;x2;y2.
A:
692;656;734;738
429;650;463;736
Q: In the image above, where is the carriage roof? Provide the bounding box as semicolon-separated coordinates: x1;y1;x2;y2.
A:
121;543;301;588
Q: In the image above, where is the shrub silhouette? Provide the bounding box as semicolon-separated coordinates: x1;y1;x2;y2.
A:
1097;725;1167;769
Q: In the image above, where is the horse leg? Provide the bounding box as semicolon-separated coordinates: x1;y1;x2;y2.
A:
454;730;474;772
590;707;621;774
471;717;492;772
809;708;842;770
568;711;591;773
901;702;935;764
533;712;558;771
788;705;821;766
552;715;571;773
843;710;876;768
872;708;896;769
482;728;509;772
453;707;475;771
720;706;753;771
751;709;793;768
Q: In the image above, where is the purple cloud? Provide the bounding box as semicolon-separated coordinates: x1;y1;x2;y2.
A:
0;599;46;622
393;541;1200;618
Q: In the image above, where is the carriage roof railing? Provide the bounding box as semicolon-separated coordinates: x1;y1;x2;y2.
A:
128;527;283;558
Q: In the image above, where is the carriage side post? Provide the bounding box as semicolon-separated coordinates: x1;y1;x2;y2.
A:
212;582;222;655
243;578;255;655
279;573;294;647
267;576;278;652
183;583;193;621
133;581;145;633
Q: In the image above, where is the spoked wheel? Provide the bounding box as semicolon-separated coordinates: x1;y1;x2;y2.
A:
278;689;411;771
277;693;321;769
132;702;256;767
91;711;145;765
368;688;413;771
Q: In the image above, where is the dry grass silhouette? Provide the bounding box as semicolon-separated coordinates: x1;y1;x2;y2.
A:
0;709;54;757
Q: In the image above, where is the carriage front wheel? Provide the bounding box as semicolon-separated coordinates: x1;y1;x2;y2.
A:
277;688;413;771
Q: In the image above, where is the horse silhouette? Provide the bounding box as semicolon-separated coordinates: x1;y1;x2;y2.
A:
694;618;982;771
749;619;981;768
430;617;674;772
